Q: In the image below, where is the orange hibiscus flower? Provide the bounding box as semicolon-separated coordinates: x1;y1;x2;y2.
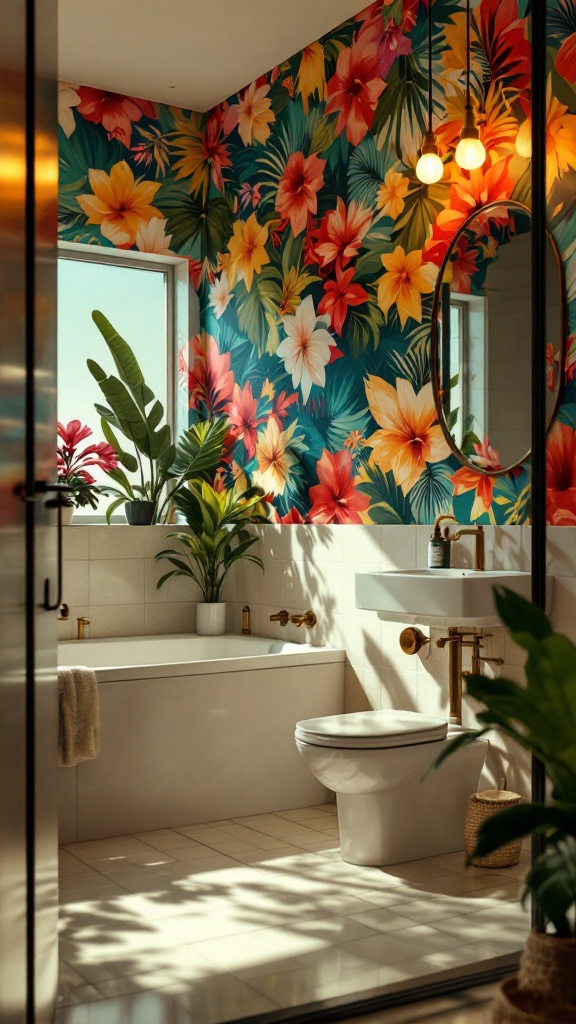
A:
377;247;437;328
308;449;370;524
76;160;161;246
325;33;385;146
365;376;450;495
546;421;576;524
76;88;156;148
228;213;270;291
275;152;326;236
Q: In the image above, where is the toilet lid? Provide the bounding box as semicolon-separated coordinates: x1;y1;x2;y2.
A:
295;710;448;749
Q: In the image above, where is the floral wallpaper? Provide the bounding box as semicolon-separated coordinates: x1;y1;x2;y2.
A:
58;0;576;525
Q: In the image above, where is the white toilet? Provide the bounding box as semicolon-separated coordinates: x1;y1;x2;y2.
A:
295;709;488;866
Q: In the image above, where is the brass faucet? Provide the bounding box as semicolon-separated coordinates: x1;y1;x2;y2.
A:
436;627;503;724
77;616;90;640
270;609;289;626
469;634;504;676
291;610;317;628
241;605;251;635
436;628;479;725
444;524;485;571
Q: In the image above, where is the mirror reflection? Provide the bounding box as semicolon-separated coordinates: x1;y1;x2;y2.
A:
433;201;564;472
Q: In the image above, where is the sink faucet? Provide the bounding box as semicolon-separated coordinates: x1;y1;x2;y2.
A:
290;610;317;628
444;524;485;571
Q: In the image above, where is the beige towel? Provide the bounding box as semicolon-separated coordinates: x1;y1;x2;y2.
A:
58;667;100;767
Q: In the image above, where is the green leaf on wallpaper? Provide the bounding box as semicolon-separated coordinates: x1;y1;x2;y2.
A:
491;471;531;525
235;268;283;356
387;335;430;391
59;116;123;199
518;0;531;15
347;136;396;208
551;67;576;115
346;303;385;358
357;463;414;525
309;112;338;158
268;79;293;118
392;180;449;253
372;56;428;156
408;463;454;524
160;189;233;266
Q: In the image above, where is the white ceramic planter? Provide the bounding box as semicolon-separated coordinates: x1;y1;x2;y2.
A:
196;602;226;636
60;505;75;526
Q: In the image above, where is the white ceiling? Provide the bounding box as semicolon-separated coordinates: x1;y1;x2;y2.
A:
58;0;368;111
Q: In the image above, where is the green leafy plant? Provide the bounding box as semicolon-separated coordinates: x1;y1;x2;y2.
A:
155;482;269;602
88;311;227;522
435;588;576;937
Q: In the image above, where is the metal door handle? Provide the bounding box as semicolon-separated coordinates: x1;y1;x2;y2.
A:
40;482;72;611
15;480;73;611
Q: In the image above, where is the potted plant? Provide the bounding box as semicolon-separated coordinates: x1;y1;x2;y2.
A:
88;311;227;523
57;419;118;521
435;588;576;1023
155;481;269;635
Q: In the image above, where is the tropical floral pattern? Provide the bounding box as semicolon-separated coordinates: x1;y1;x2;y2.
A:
58;0;576;525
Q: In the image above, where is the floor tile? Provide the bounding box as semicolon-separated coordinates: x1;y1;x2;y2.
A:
63;836;159;864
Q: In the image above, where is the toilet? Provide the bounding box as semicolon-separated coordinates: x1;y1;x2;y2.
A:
295;710;488;866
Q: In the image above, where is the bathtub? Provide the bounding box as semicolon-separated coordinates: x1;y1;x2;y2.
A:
57;633;346;843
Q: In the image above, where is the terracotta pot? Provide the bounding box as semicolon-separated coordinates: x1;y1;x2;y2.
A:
196;602;226;636
493;932;576;1023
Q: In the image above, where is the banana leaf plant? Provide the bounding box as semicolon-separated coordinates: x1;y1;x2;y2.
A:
155;481;269;602
88;311;228;522
434;587;576;937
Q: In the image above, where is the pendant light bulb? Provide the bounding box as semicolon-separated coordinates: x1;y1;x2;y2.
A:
417;1;443;185
455;108;486;170
416;133;444;184
455;0;486;171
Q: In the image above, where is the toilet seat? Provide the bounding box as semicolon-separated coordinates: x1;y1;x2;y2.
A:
295;709;448;749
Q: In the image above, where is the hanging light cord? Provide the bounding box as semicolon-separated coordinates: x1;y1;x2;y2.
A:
465;0;471;109
428;0;433;134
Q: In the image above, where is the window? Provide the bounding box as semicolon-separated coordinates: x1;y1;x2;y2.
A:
57;248;178;519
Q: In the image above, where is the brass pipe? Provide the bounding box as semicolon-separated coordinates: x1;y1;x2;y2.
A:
447;627;462;726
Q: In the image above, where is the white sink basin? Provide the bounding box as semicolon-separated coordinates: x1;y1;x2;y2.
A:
355;569;553;626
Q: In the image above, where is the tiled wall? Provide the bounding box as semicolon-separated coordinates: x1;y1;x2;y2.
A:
60;522;575;801
58;526;229;641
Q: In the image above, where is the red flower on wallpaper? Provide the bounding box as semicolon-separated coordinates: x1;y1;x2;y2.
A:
318;262;369;335
546;422;576;525
179;334;234;416
270;390;299;430
275;151;326;236
324;33;385;147
76;88;156;148
312;198;372;271
308;449;370;524
272;507;306;525
432;159;514;243
477;0;531;96
450;235;480;295
226;381;265;459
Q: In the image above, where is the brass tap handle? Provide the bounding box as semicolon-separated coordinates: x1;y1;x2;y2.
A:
399;627;430;655
290;610;317;628
270;610;289;627
76;616;90;640
241;605;251;635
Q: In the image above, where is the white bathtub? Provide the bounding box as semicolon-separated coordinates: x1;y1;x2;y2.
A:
57;633;345;843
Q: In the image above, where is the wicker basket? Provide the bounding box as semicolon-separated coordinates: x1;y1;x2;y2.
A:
465;777;522;868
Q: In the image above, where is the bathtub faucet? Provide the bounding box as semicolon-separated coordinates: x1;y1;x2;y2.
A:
291;610;317;629
270;610;289;626
77;616;90;640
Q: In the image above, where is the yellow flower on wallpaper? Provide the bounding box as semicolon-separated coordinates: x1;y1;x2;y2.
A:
77;160;161;246
297;42;326;115
237;82;275;146
228;213;270;291
376;168;410;220
377;247;437;328
546;77;576;196
365;375;450;496
253;418;297;496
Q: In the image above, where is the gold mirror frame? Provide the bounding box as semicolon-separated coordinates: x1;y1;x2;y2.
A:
430;199;567;477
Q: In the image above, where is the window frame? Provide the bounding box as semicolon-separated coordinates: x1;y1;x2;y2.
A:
57;242;192;524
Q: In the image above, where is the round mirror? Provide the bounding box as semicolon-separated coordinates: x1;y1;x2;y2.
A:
431;200;566;475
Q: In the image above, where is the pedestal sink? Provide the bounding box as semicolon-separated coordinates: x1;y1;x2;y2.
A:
355;568;553;626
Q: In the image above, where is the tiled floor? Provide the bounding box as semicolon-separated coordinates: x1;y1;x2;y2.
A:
56;804;528;1023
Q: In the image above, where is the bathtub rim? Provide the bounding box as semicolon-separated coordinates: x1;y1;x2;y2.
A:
57;632;346;683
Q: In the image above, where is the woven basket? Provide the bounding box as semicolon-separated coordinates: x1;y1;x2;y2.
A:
492;976;576;1023
465;777;522;868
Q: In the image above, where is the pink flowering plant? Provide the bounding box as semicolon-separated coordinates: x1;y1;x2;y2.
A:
57;420;118;509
